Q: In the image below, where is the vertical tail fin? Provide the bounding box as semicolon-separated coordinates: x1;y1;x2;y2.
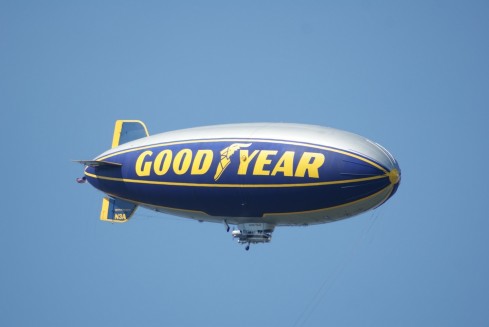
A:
98;120;147;222
100;197;138;223
111;120;149;148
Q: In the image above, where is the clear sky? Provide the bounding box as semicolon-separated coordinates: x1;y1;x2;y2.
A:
1;1;488;326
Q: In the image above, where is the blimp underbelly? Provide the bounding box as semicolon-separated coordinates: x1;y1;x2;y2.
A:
136;182;396;226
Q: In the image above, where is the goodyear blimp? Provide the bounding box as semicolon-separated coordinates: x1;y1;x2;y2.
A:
76;120;400;250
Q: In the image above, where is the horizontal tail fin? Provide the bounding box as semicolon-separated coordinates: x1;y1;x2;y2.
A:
100;197;138;223
112;120;149;148
73;160;122;167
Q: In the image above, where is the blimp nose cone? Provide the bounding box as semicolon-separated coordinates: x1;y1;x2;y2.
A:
370;140;401;197
388;168;401;185
387;163;401;200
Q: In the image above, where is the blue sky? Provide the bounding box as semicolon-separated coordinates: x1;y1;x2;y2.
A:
1;1;488;326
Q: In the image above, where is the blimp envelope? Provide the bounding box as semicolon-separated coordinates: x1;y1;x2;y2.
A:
77;120;401;249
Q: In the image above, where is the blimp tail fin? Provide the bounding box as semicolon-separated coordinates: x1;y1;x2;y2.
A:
100;197;138;223
73;160;122;167
112;120;149;148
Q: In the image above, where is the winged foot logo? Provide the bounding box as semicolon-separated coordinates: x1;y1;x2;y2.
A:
134;143;325;181
214;143;251;181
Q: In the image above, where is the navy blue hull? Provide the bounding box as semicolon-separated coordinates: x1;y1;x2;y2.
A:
85;139;395;218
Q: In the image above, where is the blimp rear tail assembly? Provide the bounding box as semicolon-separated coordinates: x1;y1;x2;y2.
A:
77;120;401;250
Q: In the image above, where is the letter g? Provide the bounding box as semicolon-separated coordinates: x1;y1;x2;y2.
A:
135;150;153;176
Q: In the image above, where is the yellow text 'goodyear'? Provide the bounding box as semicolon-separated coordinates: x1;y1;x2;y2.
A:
135;143;325;180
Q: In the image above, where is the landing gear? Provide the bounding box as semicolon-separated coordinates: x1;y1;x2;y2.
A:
245;243;250;251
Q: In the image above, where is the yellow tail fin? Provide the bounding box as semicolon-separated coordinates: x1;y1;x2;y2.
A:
100;197;138;223
111;120;149;148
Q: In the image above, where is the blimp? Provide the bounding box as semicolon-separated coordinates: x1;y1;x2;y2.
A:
76;120;401;250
